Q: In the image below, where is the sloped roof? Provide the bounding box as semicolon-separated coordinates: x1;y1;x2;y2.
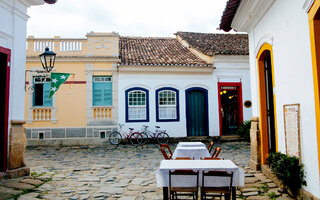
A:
119;37;212;67
219;0;241;32
175;31;248;56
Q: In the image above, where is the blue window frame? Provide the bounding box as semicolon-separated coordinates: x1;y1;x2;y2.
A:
125;87;149;122
33;76;52;107
156;87;179;122
92;76;112;106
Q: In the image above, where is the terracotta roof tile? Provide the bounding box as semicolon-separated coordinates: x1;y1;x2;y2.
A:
219;0;241;32
119;37;212;67
175;31;248;56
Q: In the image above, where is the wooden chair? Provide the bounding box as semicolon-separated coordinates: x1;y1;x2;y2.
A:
201;171;233;200
174;157;193;160
211;147;221;158
160;147;171;160
200;157;223;160
207;141;214;153
169;169;199;200
160;144;173;159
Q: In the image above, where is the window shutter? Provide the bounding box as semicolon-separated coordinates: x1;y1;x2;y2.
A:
93;82;103;106
103;82;112;106
43;82;52;107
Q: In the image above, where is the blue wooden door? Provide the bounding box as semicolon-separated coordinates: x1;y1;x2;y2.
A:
186;88;208;136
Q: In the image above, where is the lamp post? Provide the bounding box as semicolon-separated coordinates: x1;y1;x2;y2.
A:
39;47;56;72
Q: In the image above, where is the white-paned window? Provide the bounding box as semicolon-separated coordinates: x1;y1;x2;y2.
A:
156;87;179;122
126;88;149;122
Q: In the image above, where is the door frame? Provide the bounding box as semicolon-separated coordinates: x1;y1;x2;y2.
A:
256;43;278;164
0;46;11;173
218;82;243;136
185;87;209;137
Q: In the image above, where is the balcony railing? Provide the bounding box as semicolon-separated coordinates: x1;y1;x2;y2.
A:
32;107;53;121
93;107;112;119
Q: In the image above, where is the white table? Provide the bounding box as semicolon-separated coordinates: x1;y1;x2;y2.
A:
172;146;210;160
176;142;206;148
156;160;244;200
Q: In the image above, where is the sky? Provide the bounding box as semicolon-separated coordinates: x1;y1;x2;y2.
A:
27;0;229;38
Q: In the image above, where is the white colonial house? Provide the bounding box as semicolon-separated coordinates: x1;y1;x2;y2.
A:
117;32;252;138
0;0;55;178
220;0;320;198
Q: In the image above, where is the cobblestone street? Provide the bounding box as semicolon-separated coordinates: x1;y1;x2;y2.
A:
0;142;293;199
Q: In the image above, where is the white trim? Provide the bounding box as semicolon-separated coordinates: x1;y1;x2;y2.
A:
118;65;214;73
231;0;276;32
303;0;315;12
184;84;210;91
154;84;181;90
254;35;274;58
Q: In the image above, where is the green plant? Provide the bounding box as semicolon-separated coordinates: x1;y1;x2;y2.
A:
236;120;251;141
268;192;277;200
258;182;269;193
267;152;306;197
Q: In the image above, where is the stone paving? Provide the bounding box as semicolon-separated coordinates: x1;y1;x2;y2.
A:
0;141;293;200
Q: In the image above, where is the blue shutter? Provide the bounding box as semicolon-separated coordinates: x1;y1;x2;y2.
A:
43;82;52;107
103;82;112;106
93;82;103;106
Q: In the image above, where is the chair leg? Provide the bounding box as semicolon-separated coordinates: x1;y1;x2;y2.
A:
225;193;231;200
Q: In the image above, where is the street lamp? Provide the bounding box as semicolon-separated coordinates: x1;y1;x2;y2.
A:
39;47;56;72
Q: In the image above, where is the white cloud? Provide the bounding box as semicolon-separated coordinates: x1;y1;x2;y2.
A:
27;0;228;38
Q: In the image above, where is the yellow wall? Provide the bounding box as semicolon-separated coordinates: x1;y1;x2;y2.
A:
25;32;118;129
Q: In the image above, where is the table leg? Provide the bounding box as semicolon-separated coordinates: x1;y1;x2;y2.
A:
163;187;168;200
232;187;236;200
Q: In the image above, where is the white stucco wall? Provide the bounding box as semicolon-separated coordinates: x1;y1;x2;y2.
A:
0;0;44;123
247;0;320;197
118;57;251;138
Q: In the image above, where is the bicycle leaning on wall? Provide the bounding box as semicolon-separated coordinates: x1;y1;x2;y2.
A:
140;125;169;144
109;124;143;146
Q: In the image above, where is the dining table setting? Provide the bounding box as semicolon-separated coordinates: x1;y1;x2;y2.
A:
156;141;245;200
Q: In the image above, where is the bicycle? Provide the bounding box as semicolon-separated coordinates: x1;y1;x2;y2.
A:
109;124;143;146
140;125;170;144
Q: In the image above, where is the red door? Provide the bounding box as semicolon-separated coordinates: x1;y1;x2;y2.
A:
218;82;243;136
0;46;10;172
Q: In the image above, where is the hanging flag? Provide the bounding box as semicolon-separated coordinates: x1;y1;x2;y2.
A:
49;72;71;98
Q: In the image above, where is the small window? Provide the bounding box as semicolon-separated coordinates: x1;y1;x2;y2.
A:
100;131;106;139
33;76;52;107
125;87;149;122
156;87;179;122
38;132;44;140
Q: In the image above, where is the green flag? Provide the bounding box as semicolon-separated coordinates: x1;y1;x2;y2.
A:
49;72;71;98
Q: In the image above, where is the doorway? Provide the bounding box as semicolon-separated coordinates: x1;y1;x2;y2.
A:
218;82;243;136
264;51;276;153
257;43;277;164
0;46;10;173
186;87;208;136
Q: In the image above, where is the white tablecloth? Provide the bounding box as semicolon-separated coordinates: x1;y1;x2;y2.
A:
172;146;210;160
177;142;206;148
156;160;244;187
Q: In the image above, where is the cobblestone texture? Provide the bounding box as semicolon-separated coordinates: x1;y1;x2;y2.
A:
0;141;293;199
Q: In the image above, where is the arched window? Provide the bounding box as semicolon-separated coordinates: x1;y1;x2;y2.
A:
156;87;179;122
125;87;149;122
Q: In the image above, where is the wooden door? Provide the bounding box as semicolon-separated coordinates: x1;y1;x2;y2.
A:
186;88;208;136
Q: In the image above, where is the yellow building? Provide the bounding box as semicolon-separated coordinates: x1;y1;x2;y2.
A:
25;32;119;145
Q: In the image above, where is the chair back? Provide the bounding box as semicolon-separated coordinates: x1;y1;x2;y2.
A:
160;144;173;156
202;171;233;192
200;157;222;160
160;147;170;160
211;147;221;158
174;157;193;160
207;141;214;153
169;169;199;188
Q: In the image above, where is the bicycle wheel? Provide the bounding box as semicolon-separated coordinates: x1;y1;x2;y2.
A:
129;132;143;146
156;131;169;144
141;132;149;144
109;131;122;145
